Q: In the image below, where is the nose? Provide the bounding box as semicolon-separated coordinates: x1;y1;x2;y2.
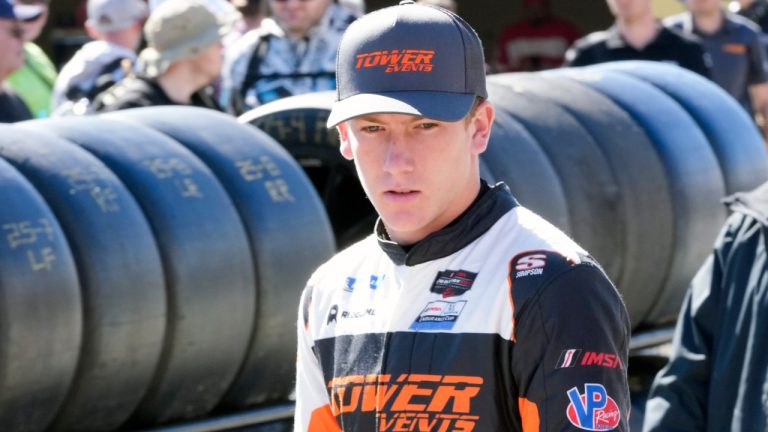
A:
382;135;415;174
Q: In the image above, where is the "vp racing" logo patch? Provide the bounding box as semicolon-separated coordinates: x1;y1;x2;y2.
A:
566;383;621;430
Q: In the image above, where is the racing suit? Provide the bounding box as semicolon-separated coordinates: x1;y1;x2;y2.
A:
643;180;768;432
295;183;631;431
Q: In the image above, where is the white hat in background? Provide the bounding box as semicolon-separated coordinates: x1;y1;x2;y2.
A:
87;0;148;33
138;0;226;77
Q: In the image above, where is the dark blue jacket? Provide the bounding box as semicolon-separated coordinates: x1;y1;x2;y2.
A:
643;181;768;432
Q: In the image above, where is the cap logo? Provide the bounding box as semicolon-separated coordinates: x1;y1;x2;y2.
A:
355;49;434;73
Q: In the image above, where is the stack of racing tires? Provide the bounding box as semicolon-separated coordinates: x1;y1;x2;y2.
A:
0;108;335;431
0;60;765;431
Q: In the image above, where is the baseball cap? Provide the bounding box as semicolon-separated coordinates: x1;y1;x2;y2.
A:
326;0;487;128
87;0;147;32
138;0;226;78
1;0;46;21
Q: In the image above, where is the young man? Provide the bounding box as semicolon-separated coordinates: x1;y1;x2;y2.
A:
642;180;768;432
294;1;631;430
565;0;712;78
91;0;226;112
220;0;357;114
665;0;768;140
0;0;31;122
52;0;147;115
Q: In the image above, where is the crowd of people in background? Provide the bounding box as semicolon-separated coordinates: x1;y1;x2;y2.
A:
3;0;768;133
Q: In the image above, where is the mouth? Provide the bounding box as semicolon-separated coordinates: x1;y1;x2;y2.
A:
383;189;420;201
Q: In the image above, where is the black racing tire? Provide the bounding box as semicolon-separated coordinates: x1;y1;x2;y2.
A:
594;60;768;195
550;67;727;326
0;132;81;432
104;106;336;408
3;124;166;432
488;72;675;330
240;91;375;249
37;117;256;426
483;107;571;233
487;81;623;283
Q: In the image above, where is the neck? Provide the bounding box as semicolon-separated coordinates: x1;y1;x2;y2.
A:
156;64;205;104
692;9;724;33
616;14;659;49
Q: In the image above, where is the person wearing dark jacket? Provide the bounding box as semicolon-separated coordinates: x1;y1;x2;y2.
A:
643;180;768;432
92;0;225;112
565;0;712;78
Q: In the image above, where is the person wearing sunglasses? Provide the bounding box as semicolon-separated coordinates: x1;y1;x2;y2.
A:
0;0;32;122
220;0;358;114
6;0;57;118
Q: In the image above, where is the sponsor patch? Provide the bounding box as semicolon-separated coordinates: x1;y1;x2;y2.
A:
430;270;477;298
344;276;356;293
340;308;375;320
556;349;623;370
566;383;621;431
328;374;482;430
556;349;583;368
723;43;747;54
327;304;339;325
514;253;547;278
410;300;467;330
355;49;435;73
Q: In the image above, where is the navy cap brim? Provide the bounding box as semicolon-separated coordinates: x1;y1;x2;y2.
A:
326;91;476;128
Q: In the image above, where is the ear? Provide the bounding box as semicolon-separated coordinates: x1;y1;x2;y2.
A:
469;100;494;155
337;122;354;160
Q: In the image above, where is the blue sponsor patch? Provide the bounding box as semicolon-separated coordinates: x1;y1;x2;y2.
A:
410;300;467;330
344;276;356;292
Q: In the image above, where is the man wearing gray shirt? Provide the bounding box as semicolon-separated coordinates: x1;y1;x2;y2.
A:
666;0;768;141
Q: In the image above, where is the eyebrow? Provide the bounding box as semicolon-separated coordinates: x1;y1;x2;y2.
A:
355;114;428;124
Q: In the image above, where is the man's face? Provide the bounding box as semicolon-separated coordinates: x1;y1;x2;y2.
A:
606;0;653;20
269;0;332;38
337;102;493;245
0;18;25;80
686;0;723;14
191;41;224;83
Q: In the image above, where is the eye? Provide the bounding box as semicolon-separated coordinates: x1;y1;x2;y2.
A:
416;122;439;130
360;125;383;133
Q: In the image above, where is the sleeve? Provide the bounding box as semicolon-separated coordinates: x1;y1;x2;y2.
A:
640;214;740;431
293;285;341;432
684;43;713;79
510;256;631;431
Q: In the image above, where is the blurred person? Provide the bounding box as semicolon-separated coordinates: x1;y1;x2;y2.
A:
566;0;712;78
6;0;56;118
666;0;768;140
642;180;768;432
338;0;364;16
226;0;266;45
52;0;148;116
495;0;581;72
220;0;356;114
0;0;31;122
730;0;768;30
92;0;226;111
416;0;455;12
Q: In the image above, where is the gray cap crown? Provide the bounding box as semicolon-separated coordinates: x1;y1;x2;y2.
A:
327;0;487;127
